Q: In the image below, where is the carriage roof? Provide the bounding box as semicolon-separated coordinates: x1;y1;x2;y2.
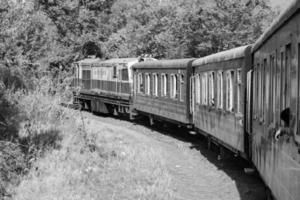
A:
132;58;194;69
192;45;251;67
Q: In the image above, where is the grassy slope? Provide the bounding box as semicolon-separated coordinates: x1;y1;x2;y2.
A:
13;110;172;200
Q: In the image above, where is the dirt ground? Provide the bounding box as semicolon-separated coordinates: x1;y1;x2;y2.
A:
83;112;266;200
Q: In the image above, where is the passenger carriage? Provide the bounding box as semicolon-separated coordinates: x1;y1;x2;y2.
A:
132;59;194;126
191;46;252;158
250;1;300;199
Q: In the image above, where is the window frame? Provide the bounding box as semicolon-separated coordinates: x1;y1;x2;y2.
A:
161;73;167;97
170;74;178;99
226;70;234;112
145;73;151;95
180;74;185;102
152;73;158;96
195;74;200;104
237;69;242;114
137;73;144;94
209;71;215;107
217;71;224;109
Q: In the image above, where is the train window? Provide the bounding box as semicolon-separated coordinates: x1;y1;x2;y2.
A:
258;63;263;118
217;71;223;109
285;44;291;109
201;73;208;105
263;59;267;122
270;54;276;124
280;51;285;116
255;64;259;116
113;66;117;78
93;68;96;78
180;74;184;102
161;74;167;97
145;74;151;95
138;73;144;93
170;74;178;99
237;69;242;114
122;69;129;81
152;73;158;96
226;70;234;111
209;72;215;106
195;75;200;104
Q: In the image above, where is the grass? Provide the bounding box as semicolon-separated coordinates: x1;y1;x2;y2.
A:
12;110;173;200
1;74;172;200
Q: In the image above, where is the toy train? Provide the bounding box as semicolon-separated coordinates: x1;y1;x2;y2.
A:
72;1;300;200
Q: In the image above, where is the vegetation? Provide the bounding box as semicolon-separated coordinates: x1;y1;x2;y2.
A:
13;109;172;200
0;0;278;199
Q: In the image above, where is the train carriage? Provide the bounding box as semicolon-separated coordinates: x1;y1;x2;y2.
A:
250;1;300;199
132;59;194;126
191;46;252;158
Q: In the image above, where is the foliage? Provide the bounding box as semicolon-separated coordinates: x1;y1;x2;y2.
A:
0;0;276;70
13;114;172;200
0;76;70;199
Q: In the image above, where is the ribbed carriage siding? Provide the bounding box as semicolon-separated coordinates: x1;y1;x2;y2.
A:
73;58;140;113
132;59;194;125
251;1;300;199
89;58;139;99
191;46;252;157
73;58;101;90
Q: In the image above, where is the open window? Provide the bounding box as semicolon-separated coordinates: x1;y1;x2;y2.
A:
138;73;144;94
201;73;208;105
180;74;184;102
113;65;117;78
170;74;178;99
270;54;276;124
217;71;223;109
195;75;200;104
209;72;215;107
226;70;234;112
237;69;242;114
161;74;167;97
152;73;158;96
145;74;151;95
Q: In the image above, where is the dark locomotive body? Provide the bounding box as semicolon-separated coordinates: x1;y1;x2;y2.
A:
191;46;252;158
250;1;300;199
132;59;194;126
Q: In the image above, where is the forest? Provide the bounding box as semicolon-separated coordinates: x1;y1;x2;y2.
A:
0;0;278;199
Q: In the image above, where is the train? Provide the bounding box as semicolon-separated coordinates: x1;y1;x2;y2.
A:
72;1;300;200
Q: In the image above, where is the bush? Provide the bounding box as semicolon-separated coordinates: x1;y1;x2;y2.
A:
13;116;172;200
0;74;70;199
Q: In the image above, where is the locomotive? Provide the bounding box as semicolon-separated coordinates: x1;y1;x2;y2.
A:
72;1;300;199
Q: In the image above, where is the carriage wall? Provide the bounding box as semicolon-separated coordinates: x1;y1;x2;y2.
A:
132;59;194;125
251;1;300;199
